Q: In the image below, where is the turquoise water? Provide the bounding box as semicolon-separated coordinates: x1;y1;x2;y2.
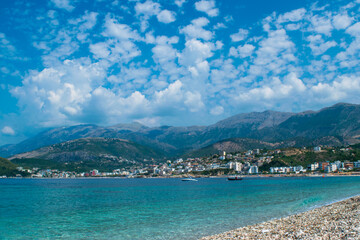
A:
1;177;360;239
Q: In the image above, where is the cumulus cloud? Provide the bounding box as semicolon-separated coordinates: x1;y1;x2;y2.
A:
175;0;186;7
157;10;176;23
236;73;306;107
179;39;214;66
210;105;224;115
333;14;353;29
246;28;297;81
229;44;255;58
11;60;106;126
180;17;213;40
103;17;140;40
310;15;333;36
1;126;15;136
307;34;337;55
195;0;219;17
346;22;360;37
153;80;204;113
310;75;360;103
135;0;161;31
135;0;160;16
50;0;74;12
277;8;306;23
230;28;249;42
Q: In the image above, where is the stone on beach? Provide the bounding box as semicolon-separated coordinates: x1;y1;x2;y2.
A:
200;196;360;240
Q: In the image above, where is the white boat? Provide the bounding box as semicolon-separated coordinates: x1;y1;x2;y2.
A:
181;176;198;181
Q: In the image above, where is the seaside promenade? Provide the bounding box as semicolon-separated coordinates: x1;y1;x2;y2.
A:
201;196;360;240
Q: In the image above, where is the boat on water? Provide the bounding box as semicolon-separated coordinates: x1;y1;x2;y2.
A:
227;176;243;181
181;176;198;181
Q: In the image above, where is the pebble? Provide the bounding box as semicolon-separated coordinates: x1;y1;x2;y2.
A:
200;196;360;240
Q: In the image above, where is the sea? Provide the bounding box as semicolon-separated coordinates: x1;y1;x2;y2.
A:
1;176;360;240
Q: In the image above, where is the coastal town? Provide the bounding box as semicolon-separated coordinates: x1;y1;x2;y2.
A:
6;145;360;178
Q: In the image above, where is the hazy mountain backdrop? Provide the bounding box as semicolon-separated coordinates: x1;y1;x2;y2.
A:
2;103;360;164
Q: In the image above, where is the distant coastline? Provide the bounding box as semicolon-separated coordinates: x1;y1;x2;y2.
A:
2;172;360;179
201;195;360;240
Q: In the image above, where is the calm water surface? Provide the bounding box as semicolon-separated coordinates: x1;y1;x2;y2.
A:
1;176;360;239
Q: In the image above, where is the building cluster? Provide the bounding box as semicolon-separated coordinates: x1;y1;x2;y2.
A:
308;160;360;173
271;160;360;174
10;146;360;178
270;166;306;174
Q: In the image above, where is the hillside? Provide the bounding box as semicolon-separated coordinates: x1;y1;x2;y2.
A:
186;138;287;157
0;157;20;176
10;138;164;171
276;103;360;140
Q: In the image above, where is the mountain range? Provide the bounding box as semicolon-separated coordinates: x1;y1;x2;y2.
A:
2;103;360;165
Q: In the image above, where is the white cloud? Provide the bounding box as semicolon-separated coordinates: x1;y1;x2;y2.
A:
249;29;297;79
184;91;204;112
285;23;301;31
153;80;204;113
310;15;333;36
89;42;110;59
180;17;213;40
1;126;15;136
310;75;360;102
97;17;142;63
11;60;107;126
277;8;306;23
210;106;224;115
175;0;186;7
229;44;255;58
69;12;98;31
135;0;161;16
213;22;226;29
152;44;178;63
236;73;306;104
346;22;360;37
50;0;74;12
103;17;140;40
135;0;161;31
333;14;353;29
195;0;219;17
157;10;176;23
230;28;249;42
307;34;337;55
179;39;214;66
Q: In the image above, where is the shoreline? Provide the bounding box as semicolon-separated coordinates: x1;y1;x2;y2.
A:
200;195;360;240
2;172;360;179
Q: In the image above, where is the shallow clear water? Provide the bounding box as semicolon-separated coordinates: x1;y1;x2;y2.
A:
1;176;360;239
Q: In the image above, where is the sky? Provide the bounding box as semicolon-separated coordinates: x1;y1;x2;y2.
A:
1;0;360;145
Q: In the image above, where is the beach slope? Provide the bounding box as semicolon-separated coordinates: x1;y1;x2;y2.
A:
201;196;360;240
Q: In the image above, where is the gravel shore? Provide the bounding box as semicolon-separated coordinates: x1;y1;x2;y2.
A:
201;196;360;240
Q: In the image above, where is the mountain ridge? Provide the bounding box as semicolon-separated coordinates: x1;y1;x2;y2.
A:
1;103;360;159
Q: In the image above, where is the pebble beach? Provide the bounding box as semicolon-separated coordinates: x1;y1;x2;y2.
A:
201;196;360;240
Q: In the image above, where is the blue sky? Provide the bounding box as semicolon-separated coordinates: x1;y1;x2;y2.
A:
1;0;360;145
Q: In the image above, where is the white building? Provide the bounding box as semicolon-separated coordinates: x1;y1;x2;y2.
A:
325;164;337;173
309;162;319;171
314;146;321;152
248;166;258;174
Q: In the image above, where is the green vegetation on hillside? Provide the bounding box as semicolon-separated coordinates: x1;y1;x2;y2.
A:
259;160;287;172
11;157;135;172
272;147;360;168
0;157;24;177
